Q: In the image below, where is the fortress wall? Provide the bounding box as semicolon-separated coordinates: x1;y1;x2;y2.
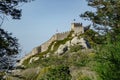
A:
56;31;70;40
18;46;41;65
41;35;56;52
30;46;41;55
41;31;70;52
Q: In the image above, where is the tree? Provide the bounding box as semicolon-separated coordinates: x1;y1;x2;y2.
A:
81;0;120;35
0;0;34;72
0;0;34;19
81;0;120;79
0;28;19;71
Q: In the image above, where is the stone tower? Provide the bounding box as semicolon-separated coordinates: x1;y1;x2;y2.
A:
71;23;84;35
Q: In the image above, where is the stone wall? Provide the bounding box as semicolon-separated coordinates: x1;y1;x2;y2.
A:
40;31;70;52
17;46;41;66
40;35;56;52
71;23;84;34
56;31;70;40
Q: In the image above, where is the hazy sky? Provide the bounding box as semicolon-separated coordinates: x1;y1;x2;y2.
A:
3;0;93;57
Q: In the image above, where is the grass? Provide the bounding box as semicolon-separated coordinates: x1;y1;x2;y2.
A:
36;65;71;80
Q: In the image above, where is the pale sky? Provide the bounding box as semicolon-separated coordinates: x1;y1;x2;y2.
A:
2;0;93;58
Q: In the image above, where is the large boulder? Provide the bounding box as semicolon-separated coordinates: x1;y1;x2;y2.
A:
71;37;81;45
79;38;91;49
65;41;71;50
71;37;91;49
55;44;68;55
55;37;91;55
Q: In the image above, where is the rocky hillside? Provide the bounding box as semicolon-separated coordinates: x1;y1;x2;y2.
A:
5;27;120;80
4;29;103;80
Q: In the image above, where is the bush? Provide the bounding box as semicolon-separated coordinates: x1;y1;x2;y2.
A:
0;72;5;79
38;65;72;80
70;45;83;52
92;35;120;80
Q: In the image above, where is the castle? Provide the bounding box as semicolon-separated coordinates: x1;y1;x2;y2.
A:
18;23;86;65
30;23;85;55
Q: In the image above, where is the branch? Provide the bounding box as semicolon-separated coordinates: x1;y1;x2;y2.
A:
0;15;5;28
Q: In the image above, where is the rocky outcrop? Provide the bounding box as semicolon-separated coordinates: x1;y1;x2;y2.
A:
29;57;39;64
71;37;91;48
55;37;91;55
55;44;68;55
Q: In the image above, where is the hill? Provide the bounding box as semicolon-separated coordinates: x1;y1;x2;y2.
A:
3;22;119;80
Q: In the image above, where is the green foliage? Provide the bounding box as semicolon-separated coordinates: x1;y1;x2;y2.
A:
73;52;89;67
80;77;91;80
0;72;5;79
81;0;120;32
81;0;120;79
70;45;83;52
80;29;106;47
38;65;71;80
0;0;34;73
0;28;19;56
0;28;20;71
0;0;33;19
77;74;92;80
91;34;120;80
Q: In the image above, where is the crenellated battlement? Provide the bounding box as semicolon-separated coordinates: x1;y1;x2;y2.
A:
71;23;84;34
56;31;70;40
71;23;82;27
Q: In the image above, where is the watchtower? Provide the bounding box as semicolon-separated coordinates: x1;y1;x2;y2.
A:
71;23;84;34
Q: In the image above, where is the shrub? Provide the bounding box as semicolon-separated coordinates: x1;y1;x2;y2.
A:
70;45;83;52
0;72;5;79
38;65;72;80
92;35;120;80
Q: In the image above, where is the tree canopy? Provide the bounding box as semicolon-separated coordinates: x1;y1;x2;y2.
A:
0;0;34;71
0;28;19;57
81;0;120;33
80;0;120;79
0;0;34;19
